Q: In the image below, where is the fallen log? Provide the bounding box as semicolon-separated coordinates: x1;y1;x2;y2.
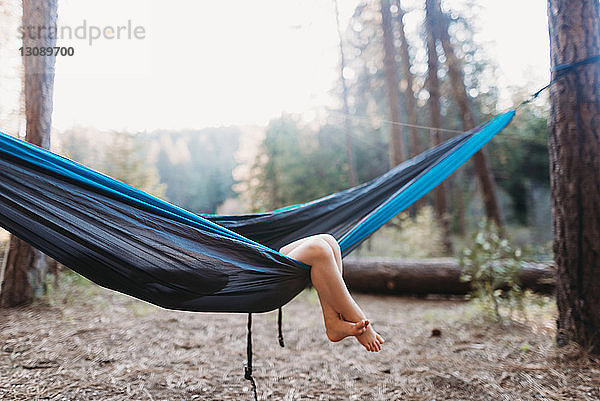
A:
343;257;555;295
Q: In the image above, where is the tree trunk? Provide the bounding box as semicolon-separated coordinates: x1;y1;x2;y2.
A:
425;0;451;253
547;0;600;353
394;1;420;157
455;176;466;236
343;258;555;295
1;0;58;307
430;0;503;227
333;0;358;186
380;0;406;167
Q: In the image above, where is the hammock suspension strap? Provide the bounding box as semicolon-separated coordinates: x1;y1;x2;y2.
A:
277;307;285;347
518;54;600;109
245;313;258;401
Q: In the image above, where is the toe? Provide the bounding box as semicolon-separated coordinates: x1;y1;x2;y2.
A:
376;334;385;343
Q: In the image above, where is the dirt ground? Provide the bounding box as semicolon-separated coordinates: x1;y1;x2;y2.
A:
1;277;599;401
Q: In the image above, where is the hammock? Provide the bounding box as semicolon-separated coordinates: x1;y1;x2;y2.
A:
0;110;515;314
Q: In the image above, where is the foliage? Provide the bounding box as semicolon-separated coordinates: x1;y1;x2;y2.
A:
246;0;552;237
104;132;166;198
58;128;165;198
39;268;98;307
58;126;240;214
246;116;352;211
458;219;527;321
487;102;549;225
292;0;547;239
152;127;240;214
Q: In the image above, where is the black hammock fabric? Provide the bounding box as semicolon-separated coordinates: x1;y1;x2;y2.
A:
0;111;515;313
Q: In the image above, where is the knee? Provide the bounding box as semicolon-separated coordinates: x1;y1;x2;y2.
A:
303;238;334;262
316;234;339;250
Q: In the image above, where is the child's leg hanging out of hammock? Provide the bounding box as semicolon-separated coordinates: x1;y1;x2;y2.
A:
280;234;385;352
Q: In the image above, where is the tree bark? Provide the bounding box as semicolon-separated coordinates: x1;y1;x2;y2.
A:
430;0;503;227
333;0;358;186
547;0;600;353
1;0;58;307
343;258;555;295
394;1;420;157
380;0;406;167
455;177;466;236
425;0;451;253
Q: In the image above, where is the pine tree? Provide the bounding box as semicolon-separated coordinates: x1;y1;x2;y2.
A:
548;0;600;353
1;0;58;307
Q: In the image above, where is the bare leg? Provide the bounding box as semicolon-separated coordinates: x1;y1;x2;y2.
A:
281;235;355;338
281;235;384;352
281;235;345;323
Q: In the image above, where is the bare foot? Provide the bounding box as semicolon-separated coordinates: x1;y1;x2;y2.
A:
355;323;385;352
325;318;368;342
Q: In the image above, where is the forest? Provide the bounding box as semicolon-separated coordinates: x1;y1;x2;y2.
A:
53;0;552;255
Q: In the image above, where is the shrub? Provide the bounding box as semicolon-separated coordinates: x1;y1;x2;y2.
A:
459;219;526;321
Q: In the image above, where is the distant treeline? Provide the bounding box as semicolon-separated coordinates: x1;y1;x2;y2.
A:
56;126;240;214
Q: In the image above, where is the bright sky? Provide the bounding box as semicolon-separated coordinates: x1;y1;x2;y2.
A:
43;1;550;131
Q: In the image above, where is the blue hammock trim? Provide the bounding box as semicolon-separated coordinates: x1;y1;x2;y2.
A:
339;110;515;252
0;110;514;313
